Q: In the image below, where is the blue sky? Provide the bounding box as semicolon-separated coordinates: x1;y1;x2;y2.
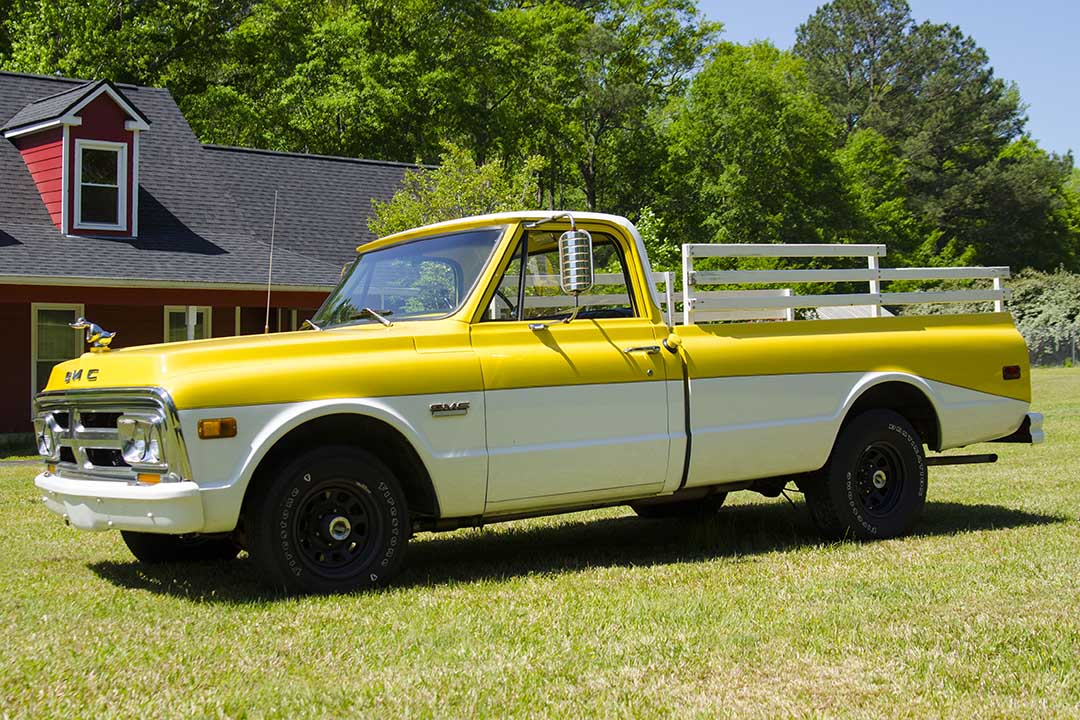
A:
697;0;1077;162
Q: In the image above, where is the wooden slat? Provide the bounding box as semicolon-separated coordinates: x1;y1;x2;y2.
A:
692;293;877;310
685;243;887;259
878;267;1011;281
691;308;789;322
523;294;632;308
880;289;1010;305
692;268;878;284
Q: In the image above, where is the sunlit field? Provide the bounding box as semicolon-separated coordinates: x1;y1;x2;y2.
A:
2;369;1077;718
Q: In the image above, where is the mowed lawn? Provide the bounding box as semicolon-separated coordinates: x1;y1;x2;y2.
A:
2;369;1078;718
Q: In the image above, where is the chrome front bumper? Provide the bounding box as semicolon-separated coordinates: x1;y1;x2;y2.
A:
35;471;204;533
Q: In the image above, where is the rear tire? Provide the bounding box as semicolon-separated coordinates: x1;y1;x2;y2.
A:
803;409;927;540
631;493;727;519
121;531;240;564
246;446;410;594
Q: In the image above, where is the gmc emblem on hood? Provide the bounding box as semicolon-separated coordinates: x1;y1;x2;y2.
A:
64;369;100;383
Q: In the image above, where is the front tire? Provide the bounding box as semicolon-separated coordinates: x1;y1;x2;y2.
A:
803;410;927;540
247;446;410;594
121;531;240;564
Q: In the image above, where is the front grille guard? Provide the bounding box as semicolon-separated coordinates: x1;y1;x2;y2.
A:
34;387;193;483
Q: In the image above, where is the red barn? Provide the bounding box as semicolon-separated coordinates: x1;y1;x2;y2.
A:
0;72;412;444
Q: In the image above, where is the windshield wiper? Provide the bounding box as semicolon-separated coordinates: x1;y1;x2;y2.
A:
347;307;394;327
301;319;322;331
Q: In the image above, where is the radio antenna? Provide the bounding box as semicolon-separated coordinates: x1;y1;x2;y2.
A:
264;190;279;334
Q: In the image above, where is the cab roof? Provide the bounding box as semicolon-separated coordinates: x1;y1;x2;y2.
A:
357;211;635;253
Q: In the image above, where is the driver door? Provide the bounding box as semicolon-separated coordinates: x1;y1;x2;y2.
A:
471;229;673;513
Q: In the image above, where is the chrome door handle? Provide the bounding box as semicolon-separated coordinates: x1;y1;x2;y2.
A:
623;345;661;355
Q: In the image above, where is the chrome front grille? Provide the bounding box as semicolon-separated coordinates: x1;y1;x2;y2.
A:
34;387;192;483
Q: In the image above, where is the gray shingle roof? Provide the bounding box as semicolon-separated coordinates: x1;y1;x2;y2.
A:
1;78;150;133
0;71;411;288
204;145;417;268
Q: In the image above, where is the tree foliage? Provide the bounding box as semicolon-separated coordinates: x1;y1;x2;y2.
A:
1;0;1076;274
795;0;1077;270
664;43;849;245
368;145;542;238
1009;270;1080;365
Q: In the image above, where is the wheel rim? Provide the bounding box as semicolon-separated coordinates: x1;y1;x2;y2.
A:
293;479;382;577
856;442;905;517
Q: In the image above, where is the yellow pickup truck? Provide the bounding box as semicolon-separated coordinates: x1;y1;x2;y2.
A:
32;212;1043;593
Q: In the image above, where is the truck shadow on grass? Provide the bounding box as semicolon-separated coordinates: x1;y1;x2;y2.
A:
88;500;1068;603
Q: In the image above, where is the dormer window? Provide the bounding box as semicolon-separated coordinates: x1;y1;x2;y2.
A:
2;79;148;237
74;139;127;230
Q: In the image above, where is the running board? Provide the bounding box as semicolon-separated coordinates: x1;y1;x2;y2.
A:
925;453;998;466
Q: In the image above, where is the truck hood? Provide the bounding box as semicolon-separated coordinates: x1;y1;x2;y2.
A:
44;320;478;409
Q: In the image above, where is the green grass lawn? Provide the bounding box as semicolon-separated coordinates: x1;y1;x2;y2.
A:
2;369;1078;718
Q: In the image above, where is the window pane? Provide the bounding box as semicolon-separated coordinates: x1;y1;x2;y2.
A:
167;311;186;342
36;308;81;391
37;309;81;361
81;185;119;224
167;309;209;342
485;232;634;321
82;149;118;185
314;228;501;327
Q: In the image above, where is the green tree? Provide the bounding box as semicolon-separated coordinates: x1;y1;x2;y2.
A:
662;42;850;246
3;0;248;88
793;0;1080;270
835;128;919;255
569;0;720;212
369;145;542;238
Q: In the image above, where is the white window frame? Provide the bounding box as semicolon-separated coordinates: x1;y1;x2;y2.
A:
73;138;128;232
163;306;212;343
30;302;85;411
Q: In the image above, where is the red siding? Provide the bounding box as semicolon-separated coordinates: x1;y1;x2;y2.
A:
14;129;64;229
83;304;163;349
0;303;31;434
0;285;329;435
212;307;235;338
67;94;136;236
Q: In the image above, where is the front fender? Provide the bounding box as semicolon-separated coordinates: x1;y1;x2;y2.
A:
178;392;487;533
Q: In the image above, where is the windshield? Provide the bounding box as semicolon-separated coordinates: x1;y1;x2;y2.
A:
313;226;505;328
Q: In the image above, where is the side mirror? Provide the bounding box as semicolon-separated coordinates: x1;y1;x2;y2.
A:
558;228;594;296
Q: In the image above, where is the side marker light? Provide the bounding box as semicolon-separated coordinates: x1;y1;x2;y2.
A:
198;418;238;439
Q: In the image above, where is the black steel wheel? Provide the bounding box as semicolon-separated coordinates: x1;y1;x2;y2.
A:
247;446;409;594
121;531;240;564
802;409;927;540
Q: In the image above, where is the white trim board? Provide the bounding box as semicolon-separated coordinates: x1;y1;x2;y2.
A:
0;275;333;293
29;302;84;416
163;305;212;343
72;138;128;232
2;115;82;139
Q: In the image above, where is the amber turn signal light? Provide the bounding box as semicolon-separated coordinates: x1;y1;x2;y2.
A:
198;417;237;439
1002;365;1022;380
137;473;161;485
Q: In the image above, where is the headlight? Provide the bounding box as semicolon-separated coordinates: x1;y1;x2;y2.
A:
117;415;165;466
34;416;60;460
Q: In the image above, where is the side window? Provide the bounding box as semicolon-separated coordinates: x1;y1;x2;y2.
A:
485;231;636;322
